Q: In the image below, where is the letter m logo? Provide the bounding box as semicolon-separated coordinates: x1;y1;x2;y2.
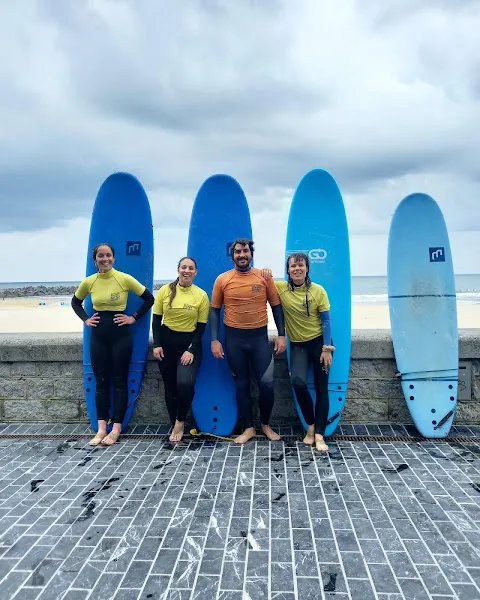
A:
126;241;141;256
429;247;445;262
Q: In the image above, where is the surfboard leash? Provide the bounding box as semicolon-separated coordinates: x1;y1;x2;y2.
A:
189;428;237;442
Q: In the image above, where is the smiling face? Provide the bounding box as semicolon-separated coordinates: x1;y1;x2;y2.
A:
178;258;197;286
232;243;253;270
94;244;115;273
287;256;307;286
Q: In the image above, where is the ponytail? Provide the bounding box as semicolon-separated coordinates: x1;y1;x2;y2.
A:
168;277;180;307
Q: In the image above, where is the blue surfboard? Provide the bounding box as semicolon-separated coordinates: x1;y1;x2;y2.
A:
387;193;458;438
285;169;352;437
83;172;154;433
187;174;253;436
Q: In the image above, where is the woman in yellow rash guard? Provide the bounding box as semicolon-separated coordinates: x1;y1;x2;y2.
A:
262;252;334;452
152;257;210;442
71;243;154;446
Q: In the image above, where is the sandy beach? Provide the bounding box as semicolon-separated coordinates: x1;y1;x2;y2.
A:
0;297;479;333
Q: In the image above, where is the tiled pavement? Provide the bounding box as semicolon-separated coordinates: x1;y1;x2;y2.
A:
0;424;479;599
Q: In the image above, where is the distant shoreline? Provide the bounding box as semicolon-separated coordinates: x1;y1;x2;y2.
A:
0;283;164;299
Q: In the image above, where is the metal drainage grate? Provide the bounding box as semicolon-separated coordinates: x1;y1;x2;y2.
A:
0;433;479;444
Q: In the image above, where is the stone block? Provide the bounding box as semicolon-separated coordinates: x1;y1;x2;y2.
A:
131;397;151;422
10;362;36;376
455;401;480;425
388;398;413;423
27;379;54;400
472;376;480;402
471;360;480;376
3;400;44;420
373;379;404;399
151;398;170;423
45;400;80;421
145;360;160;376
54;379;84;399
37;362;63;377
0;379;26;398
343;398;388;422
0;333;83;362
350;359;397;379
0;362;11;376
62;362;84;377
346;379;373;399
140;378;159;398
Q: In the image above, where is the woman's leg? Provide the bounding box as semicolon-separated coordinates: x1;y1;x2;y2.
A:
309;336;330;451
89;330;111;445
290;342;315;444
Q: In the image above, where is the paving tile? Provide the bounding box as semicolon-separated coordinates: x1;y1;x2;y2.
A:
0;428;480;599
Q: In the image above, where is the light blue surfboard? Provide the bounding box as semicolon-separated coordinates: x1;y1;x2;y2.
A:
187;174;253;436
387;193;458;438
285;168;352;437
83;172;154;433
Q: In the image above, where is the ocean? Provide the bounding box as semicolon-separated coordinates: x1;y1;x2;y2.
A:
1;274;480;304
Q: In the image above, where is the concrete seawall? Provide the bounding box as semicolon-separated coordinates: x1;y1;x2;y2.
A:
0;331;479;426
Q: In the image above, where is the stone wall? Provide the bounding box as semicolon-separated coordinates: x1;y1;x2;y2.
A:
0;331;479;425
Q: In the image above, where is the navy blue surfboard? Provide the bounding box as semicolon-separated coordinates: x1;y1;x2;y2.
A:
388;193;458;438
83;172;154;433
187;174;253;436
285;169;352;437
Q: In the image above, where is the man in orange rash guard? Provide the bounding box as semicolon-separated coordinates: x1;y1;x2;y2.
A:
210;238;287;444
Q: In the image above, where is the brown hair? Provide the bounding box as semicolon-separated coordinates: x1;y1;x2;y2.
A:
229;238;254;259
92;243;115;264
286;252;311;291
168;256;197;306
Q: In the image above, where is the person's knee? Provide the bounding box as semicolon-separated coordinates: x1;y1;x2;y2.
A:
292;375;308;392
113;375;127;391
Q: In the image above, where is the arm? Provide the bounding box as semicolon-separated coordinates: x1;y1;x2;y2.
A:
188;322;207;354
152;314;163;347
319;310;332;346
71;294;89;322
271;304;285;337
209;307;221;342
132;288;155;321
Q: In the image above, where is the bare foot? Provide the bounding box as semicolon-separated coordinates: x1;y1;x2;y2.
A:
88;432;107;446
101;425;121;446
315;434;329;452
261;424;281;441
234;427;256;445
169;421;184;443
303;425;315;445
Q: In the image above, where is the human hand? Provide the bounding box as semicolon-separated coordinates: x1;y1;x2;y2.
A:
85;313;100;327
261;268;273;280
153;347;164;361
180;351;194;366
274;335;286;354
114;314;136;326
211;340;224;359
320;350;333;370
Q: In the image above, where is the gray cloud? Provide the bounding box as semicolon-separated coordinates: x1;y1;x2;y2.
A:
0;0;479;278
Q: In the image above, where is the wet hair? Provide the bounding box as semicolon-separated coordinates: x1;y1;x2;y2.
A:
92;243;115;264
168;256;197;306
286;252;311;291
229;238;254;259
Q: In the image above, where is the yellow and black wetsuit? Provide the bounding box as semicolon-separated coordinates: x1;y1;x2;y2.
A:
275;280;332;434
152;282;210;424
71;268;154;423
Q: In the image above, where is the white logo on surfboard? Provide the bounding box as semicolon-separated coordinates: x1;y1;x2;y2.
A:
286;249;328;263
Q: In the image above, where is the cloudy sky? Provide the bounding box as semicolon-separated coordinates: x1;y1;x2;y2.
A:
1;0;479;283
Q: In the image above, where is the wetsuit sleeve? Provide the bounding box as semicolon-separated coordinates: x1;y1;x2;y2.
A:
271;303;286;337
319;310;332;346
71;295;89;322
210;275;225;309
152;314;163;347
210;307;221;341
188;322;207;355
266;277;281;307
132;288;155;321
